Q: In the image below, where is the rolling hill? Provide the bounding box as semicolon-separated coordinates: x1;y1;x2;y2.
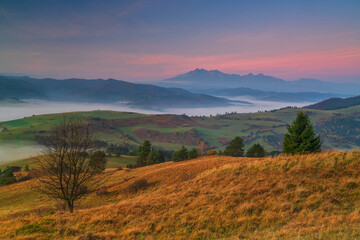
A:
0;75;235;109
307;95;360;110
2;104;360;162
1;151;360;239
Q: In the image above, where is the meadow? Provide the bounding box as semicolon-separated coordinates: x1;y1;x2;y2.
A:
1;151;360;239
1;106;360;163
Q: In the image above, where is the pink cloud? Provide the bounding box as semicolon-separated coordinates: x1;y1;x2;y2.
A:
3;45;359;82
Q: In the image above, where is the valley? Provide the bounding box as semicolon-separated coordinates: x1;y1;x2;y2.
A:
1;104;360;163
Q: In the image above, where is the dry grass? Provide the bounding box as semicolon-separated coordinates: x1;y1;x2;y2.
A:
1;151;360;239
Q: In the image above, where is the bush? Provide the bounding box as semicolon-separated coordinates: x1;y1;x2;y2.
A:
0;167;17;186
125;179;149;194
89;150;107;171
206;149;217;156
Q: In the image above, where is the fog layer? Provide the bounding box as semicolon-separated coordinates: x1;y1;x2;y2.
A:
0;99;312;122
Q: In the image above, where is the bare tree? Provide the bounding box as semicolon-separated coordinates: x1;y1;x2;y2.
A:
34;114;107;213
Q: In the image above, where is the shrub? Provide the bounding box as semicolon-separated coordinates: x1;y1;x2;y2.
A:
125;179;149;194
89;150;107;171
346;182;358;190
0;167;17;186
206;149;217;156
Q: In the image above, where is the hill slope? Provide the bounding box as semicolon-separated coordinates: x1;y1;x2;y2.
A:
1;151;360;239
0;75;233;109
2;106;360;162
307;95;360;110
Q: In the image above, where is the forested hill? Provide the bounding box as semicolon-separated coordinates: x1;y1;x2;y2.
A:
0;75;234;109
307;95;360;110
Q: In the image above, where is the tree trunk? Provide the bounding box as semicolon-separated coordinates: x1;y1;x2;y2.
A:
68;201;74;213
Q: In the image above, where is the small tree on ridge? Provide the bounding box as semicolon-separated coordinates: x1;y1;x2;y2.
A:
283;112;321;154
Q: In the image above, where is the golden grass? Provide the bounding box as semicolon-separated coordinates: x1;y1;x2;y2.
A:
1;151;360;239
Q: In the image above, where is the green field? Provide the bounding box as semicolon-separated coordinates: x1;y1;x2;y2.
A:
1;106;360;163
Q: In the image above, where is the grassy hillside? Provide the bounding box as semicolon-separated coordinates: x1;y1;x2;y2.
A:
308;95;360;110
1;151;360;239
1;106;360;162
0;155;137;171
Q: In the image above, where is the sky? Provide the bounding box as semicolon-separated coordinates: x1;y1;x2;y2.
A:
0;0;359;82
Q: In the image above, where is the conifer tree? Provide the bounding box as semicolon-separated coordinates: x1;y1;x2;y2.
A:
137;140;151;165
156;149;166;163
188;148;198;159
283;112;321;154
172;146;188;162
146;148;157;165
246;143;266;157
223;136;244;157
145;148;165;165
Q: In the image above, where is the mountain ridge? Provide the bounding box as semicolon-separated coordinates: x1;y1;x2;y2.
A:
159;68;360;95
0;75;239;109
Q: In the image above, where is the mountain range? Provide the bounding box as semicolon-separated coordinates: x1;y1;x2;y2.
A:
1;69;359;109
0;75;237;109
158;69;360;96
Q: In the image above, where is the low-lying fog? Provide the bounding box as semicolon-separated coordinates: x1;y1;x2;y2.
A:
0;98;313;162
0;99;313;122
0;142;43;163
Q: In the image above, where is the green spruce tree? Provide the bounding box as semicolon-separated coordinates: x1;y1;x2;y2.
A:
156;149;166;163
283;112;321;154
223;136;244;157
137;140;151;165
188;148;198;159
146;148;157;165
172;146;188;162
145;148;165;165
246;143;266;157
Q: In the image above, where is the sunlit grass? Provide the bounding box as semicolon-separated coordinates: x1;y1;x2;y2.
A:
1;151;360;239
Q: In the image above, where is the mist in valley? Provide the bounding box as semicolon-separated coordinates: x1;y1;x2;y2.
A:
0;141;43;163
0;98;313;122
0;98;313;162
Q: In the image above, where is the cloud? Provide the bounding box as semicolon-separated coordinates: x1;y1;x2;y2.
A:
2;45;358;82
